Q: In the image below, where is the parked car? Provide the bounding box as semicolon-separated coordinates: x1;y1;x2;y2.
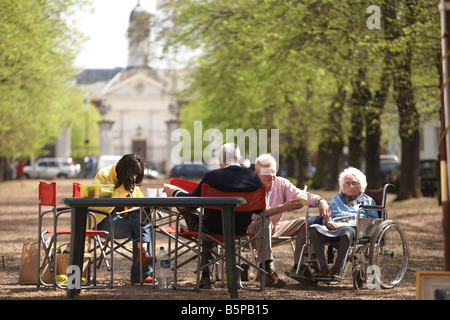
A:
97;155;122;171
380;155;401;187
169;163;212;179
379;156;438;197
420;159;438;197
144;167;159;179
23;158;80;179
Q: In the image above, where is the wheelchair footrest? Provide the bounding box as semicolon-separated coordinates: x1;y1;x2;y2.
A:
285;271;343;283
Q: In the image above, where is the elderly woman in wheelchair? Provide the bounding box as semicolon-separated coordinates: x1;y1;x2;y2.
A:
309;167;378;277
290;166;408;289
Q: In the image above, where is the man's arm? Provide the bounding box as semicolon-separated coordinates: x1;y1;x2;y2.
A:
266;196;330;219
265;199;304;217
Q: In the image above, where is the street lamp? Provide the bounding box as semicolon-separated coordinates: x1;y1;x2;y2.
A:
84;99;90;155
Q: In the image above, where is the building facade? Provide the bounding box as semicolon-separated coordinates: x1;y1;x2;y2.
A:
74;3;183;173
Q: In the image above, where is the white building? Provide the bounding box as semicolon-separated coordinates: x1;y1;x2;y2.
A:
384;112;440;162
74;2;184;173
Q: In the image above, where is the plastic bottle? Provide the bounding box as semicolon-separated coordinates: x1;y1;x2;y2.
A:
157;246;171;289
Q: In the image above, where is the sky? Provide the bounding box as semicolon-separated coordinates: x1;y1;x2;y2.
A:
74;0;175;70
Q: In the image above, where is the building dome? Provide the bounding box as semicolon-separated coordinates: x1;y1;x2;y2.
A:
127;1;151;68
130;2;147;21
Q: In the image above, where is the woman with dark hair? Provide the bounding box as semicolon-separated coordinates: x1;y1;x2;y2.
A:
114;154;145;192
93;154;154;283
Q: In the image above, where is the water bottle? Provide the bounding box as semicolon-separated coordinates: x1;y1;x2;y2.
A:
157;246;171;289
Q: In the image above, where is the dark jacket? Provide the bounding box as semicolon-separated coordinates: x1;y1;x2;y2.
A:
175;165;262;234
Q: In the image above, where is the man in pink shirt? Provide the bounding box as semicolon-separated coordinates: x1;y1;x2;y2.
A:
247;154;331;287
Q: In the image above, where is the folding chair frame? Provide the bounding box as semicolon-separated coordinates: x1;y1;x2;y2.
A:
37;182;113;290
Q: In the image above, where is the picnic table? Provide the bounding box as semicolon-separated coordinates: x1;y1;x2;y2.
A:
63;196;245;299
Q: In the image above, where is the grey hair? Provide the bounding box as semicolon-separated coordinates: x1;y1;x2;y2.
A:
338;167;367;193
255;153;277;172
218;143;242;164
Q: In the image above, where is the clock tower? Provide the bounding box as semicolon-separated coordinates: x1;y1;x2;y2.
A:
127;1;151;68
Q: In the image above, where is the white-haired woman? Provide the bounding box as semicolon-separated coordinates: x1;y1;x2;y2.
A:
309;167;379;277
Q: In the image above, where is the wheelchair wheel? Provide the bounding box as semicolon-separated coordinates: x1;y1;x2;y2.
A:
298;265;318;286
352;258;368;290
368;220;408;289
352;269;365;290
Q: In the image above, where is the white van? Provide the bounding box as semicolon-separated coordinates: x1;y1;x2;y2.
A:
23;158;81;179
97;155;122;171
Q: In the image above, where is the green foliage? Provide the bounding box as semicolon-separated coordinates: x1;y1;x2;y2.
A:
159;0;441;180
0;0;89;158
162;0;337;155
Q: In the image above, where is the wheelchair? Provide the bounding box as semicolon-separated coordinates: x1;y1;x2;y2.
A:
286;184;408;290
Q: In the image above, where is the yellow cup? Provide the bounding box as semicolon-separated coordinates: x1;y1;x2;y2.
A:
80;184;101;198
100;184;114;198
296;191;307;205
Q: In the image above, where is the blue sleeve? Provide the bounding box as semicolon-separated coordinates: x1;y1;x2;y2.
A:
361;196;379;218
325;195;342;224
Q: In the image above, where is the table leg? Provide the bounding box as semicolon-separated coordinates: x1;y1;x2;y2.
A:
151;208;156;289
221;207;238;299
67;206;87;298
139;208;143;285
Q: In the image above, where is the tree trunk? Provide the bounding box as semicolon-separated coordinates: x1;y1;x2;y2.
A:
349;69;371;169
393;45;422;200
366;53;391;189
383;0;421;199
312;87;346;190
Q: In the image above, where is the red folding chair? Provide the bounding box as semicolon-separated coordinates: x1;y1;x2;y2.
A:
169;177;198;193
172;183;268;292
37;182;112;289
73;182;81;198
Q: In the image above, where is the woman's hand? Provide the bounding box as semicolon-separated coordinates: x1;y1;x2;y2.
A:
326;220;339;230
318;200;331;221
